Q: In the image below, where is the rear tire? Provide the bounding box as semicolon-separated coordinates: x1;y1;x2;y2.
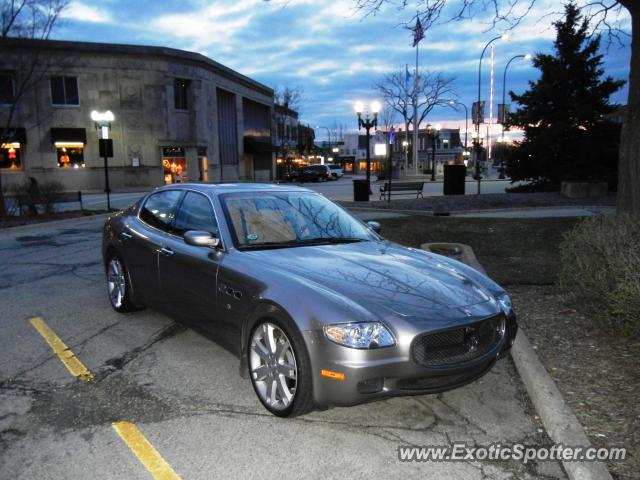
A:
248;315;314;417
105;254;138;313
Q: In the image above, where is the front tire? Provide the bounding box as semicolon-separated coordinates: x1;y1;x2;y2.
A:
106;254;138;313
248;317;314;417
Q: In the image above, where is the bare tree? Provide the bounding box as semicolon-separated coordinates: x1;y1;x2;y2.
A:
357;0;639;216
0;0;68;217
375;68;455;168
274;86;303;113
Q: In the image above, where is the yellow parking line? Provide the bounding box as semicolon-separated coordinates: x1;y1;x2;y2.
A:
112;422;182;480
29;317;94;381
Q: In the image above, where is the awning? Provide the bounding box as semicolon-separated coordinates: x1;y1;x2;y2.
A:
244;137;276;154
51;128;86;144
0;128;27;144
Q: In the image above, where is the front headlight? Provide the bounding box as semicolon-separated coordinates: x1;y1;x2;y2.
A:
497;293;513;315
324;322;395;349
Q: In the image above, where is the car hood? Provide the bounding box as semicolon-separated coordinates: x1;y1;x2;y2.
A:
243;241;501;321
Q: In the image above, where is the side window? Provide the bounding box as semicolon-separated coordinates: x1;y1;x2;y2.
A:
173;192;219;237
139;190;183;232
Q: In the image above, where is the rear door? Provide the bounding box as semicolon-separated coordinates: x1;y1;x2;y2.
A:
157;191;221;329
122;189;183;305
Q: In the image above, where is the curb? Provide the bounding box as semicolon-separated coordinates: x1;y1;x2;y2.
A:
420;242;613;480
0;212;113;235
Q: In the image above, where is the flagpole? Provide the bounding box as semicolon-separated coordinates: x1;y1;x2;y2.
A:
404;63;409;175
413;32;419;176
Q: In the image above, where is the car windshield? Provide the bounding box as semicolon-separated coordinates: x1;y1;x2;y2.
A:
220;191;377;249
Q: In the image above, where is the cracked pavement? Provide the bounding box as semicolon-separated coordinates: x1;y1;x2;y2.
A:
0;215;567;479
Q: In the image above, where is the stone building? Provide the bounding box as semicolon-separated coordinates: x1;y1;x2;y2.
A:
0;38;275;192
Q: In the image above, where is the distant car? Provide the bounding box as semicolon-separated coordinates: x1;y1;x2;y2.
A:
285;165;333;183
102;183;517;417
328;164;344;179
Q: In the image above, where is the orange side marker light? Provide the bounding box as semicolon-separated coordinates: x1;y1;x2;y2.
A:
321;369;346;381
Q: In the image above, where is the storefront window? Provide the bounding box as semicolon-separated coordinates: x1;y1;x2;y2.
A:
162;147;187;184
56;144;84;168
0;142;21;169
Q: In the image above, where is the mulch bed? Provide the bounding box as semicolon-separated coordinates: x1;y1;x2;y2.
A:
378;215;637;480
340;192;616;212
511;285;639;480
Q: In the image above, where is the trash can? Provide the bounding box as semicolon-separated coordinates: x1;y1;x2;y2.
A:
443;164;466;195
352;179;370;201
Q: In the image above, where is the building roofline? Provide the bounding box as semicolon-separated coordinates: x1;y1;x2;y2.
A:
0;37;274;98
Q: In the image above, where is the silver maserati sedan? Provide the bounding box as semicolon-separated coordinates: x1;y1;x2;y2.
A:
102;183;517;417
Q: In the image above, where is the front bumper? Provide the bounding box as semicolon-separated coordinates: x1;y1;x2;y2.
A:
304;312;517;407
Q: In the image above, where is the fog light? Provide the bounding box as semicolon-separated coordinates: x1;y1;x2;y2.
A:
357;378;384;394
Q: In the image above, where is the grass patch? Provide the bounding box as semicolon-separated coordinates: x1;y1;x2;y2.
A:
377;215;580;286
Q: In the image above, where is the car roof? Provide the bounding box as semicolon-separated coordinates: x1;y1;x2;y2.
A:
153;182;314;196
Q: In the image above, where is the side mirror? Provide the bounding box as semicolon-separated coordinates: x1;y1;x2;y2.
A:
184;230;220;248
367;221;382;234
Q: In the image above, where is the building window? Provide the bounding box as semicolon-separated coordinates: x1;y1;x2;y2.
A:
162;147;187;184
0;142;21;169
0;74;15;105
56;144;84;168
174;79;190;110
50;76;79;106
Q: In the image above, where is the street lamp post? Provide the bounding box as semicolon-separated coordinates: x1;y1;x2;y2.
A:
90;110;115;210
476;34;508;193
355;101;380;199
426;123;441;182
447;100;469;152
499;53;532;179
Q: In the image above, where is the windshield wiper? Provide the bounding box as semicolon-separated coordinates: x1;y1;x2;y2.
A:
239;237;368;250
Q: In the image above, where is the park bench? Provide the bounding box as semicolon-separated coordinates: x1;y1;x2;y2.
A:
379;182;424;201
17;190;84;215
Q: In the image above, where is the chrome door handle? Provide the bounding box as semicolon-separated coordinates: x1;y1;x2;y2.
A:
159;247;174;256
120;232;133;239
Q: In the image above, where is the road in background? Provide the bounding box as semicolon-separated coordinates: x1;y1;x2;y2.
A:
65;177;514;211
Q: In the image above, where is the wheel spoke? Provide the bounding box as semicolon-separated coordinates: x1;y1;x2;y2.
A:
276;375;293;404
251;364;269;381
252;340;270;362
265;325;277;354
266;378;276;404
277;363;296;379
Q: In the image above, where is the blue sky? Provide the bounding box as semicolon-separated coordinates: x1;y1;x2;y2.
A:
55;0;631;141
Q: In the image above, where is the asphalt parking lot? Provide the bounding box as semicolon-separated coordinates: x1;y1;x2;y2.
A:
0;214;567;479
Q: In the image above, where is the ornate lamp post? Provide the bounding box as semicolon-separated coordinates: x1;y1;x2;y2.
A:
91;110;115;210
354;100;380;193
471;130;484;190
426;123;441;182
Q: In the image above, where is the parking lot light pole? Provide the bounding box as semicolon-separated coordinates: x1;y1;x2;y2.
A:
500;53;531;179
91;110;115;210
355;101;380;197
476;34;508;190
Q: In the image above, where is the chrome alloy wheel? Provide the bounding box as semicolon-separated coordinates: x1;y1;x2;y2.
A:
249;322;298;411
107;257;126;309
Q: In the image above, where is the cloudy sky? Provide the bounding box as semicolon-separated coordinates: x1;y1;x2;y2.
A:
55;0;631;140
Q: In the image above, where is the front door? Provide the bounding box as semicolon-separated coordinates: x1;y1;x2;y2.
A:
158;191;221;330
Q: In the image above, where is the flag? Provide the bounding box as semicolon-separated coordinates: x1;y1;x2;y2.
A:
412;16;424;47
388;127;395;145
405;64;411;85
